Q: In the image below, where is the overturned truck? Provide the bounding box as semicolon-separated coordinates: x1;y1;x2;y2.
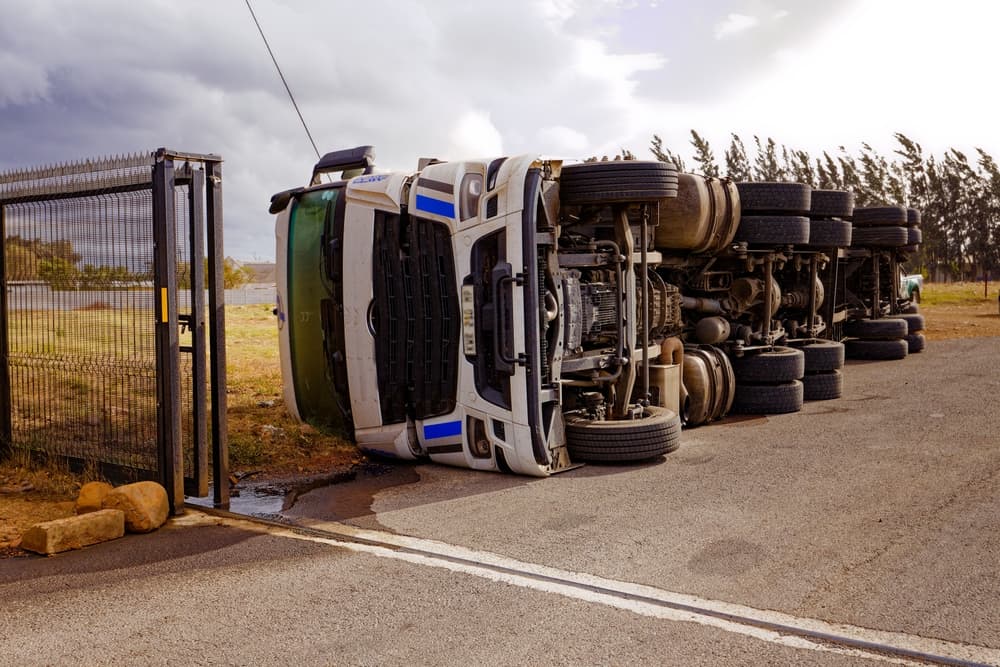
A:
271;147;922;475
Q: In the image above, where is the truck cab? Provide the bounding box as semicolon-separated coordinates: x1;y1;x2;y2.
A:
274;147;686;476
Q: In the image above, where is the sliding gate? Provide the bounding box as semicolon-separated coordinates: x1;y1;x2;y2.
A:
0;149;229;511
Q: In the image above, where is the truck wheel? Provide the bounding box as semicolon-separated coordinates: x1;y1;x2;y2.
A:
730;346;805;383
802;370;843;401
805;219;852;247
845;338;909;360
731;380;804;414
907;227;922;245
809;189;854;219
560;161;679;205
902;302;920;313
797;340;845;372
733;215;810;245
843;318;908;339
735;182;811;215
850;226;909;247
907;208;921;226
895;313;925;333
905;332;926;353
565;405;681;462
853;206;908;226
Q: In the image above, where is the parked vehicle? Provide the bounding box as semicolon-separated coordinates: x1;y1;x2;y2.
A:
900;271;923;303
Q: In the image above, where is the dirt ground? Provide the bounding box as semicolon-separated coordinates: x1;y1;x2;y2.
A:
3;293;998;558
922;300;1000;340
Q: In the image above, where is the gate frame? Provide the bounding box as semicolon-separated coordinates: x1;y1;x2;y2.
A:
0;148;229;512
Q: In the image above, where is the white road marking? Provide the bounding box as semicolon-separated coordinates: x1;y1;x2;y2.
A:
177;511;1000;666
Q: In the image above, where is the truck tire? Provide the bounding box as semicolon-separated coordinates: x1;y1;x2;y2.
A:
853;206;908;227
809;189;854;219
734;215;809;245
907;227;922;245
736;182;811;214
895;313;925;333
905;332;926;353
907;208;921;226
805;219;852;247
560;161;678;205
731;380;804;414
565;405;681;462
802;369;843;400
797;340;845;372
850;226;909;248
843;318;908;339
845;338;909;360
730;346;805;383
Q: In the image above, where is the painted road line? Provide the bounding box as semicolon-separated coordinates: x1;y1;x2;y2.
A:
178;510;1000;667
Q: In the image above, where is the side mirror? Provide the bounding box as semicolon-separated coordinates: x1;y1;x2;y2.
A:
269;187;304;214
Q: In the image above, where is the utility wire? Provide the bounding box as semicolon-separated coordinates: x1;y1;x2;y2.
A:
245;0;322;161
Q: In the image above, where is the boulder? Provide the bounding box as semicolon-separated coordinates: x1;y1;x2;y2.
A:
20;509;125;555
76;481;114;514
102;481;169;533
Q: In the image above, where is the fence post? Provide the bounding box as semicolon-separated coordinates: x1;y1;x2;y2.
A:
0;204;11;460
188;167;209;497
153;151;185;513
205;159;229;509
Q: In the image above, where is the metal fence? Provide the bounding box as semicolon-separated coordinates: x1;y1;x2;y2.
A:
0;149;229;511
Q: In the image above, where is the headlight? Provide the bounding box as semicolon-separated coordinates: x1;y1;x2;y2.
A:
466;417;491;458
459;173;483;221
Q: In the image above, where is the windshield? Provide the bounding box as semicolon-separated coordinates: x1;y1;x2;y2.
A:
286;187;345;428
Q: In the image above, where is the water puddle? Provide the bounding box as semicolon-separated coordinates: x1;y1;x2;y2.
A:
188;463;421;530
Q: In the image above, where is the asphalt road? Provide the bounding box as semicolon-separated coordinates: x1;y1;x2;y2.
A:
2;336;999;665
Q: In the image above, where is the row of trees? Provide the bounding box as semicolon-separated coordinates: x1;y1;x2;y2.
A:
4;236;257;290
646;131;1000;280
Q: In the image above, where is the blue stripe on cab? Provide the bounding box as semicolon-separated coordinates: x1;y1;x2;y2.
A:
423;420;462;440
415;194;455;218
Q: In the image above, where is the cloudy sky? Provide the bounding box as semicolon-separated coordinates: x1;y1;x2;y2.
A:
2;0;999;260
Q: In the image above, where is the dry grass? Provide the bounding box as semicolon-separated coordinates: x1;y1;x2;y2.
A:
918;282;1000;341
221;305;361;473
921;280;1000;307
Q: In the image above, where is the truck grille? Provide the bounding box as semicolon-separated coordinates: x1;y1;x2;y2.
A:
373;212;458;424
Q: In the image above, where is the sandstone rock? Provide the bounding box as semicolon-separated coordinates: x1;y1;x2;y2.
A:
76;481;114;514
102;481;169;533
20;509;125;555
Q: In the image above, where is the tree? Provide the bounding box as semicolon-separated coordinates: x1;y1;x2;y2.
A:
752;136;785;181
724;134;751;181
4;243;38;281
787;149;816;187
178;258;256;290
650;134;687;172
38;257;79;290
689;130;719;177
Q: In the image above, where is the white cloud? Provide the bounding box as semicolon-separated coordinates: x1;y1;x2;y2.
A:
714;13;760;40
536;125;590;154
446;111;504;159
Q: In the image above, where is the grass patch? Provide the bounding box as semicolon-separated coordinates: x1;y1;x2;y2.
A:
922;281;1000;307
223;304;360;473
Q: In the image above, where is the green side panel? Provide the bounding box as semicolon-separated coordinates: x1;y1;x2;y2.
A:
287;188;344;429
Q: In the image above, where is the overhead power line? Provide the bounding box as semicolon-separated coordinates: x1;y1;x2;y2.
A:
245;0;322;161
